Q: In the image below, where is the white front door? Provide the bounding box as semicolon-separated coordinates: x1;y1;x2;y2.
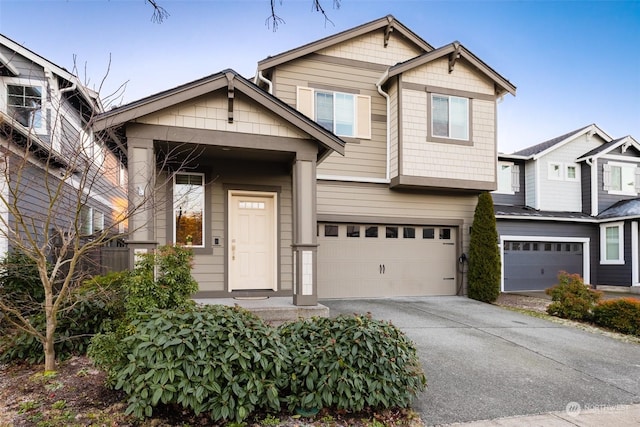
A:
228;191;277;291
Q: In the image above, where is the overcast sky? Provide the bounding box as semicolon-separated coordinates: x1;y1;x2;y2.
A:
1;0;638;153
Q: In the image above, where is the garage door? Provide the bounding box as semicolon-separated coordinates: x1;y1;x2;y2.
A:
503;241;583;292
317;223;458;298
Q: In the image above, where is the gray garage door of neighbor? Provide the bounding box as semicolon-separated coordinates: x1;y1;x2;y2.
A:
503;240;584;292
317;223;458;298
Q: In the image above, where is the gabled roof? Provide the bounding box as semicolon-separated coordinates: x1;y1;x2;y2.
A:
576;135;640;162
257;15;433;71
93;69;345;157
382;42;516;97
0;33;99;109
511;124;611;159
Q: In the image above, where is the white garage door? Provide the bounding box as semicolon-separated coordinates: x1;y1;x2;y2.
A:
317;223;458;298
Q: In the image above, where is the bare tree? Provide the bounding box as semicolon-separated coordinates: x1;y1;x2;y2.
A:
0;67;201;371
142;0;341;30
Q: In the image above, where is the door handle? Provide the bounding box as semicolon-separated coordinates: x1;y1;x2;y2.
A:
379;264;386;274
232;244;236;261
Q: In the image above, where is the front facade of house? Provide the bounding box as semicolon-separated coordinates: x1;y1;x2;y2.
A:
95;16;515;305
0;34;126;262
494;124;640;291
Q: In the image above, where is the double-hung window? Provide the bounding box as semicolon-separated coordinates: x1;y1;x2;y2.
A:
431;94;469;140
174;173;204;247
7;84;44;132
600;222;624;264
297;87;371;139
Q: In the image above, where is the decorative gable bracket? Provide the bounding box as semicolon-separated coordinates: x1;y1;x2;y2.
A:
226;71;235;123
384;19;394;48
448;42;461;73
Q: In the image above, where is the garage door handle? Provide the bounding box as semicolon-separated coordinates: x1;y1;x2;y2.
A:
379;264;386;274
383;264;385;274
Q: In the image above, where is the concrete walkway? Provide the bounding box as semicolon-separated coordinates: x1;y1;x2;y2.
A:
322;297;640;426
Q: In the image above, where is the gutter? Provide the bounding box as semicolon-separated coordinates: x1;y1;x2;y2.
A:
376;69;391;182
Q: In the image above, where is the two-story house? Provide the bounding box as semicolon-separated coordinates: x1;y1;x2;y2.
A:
494;124;640;292
93;15;515;305
0;34;127;263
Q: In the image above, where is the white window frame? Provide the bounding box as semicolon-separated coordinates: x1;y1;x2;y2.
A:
548;162;563;181
565;163;579;182
296;86;371;139
600;221;624;265
605;162;638;196
315;90;355;137
496;161;514;194
2;78;47;135
173;172;205;248
431;93;469;141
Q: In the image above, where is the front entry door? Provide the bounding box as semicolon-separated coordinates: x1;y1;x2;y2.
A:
228;191;277;291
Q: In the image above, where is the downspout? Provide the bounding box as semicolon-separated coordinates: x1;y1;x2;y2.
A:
255;70;273;95
375;69;390;182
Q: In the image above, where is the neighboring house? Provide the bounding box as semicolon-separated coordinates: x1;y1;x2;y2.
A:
494;123;640;291
0;34;127;262
94;15;515;305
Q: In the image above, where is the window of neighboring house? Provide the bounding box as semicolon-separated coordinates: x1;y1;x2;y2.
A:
548;162;563;180
431;94;469;140
296;87;371;139
496;161;520;194
174;173;204;247
79;207;104;235
604;162;639;195
600;222;624;264
118;161;127;189
6;84;44;131
566;164;579;182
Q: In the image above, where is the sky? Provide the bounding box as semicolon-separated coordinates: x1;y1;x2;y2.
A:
0;0;638;153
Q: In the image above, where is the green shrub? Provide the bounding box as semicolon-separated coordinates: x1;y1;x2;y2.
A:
545;272;602;321
0;271;127;363
277;314;426;413
114;305;288;422
0;251;47;322
593;298;640;336
468;192;501;303
89;245;197;380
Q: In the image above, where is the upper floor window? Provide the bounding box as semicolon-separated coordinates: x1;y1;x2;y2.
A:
603;162;639;195
431;94;468;140
600;222;624;264
496;161;520;194
7;84;43;131
296;86;371;139
174;173;204;247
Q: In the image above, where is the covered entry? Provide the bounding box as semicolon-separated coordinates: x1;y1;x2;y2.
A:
317;223;458;298
501;237;590;292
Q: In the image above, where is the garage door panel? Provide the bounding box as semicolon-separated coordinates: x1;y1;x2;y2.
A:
318;223;457;298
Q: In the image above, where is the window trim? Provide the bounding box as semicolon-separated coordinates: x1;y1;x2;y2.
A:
495;161;520;194
548;162;563;181
296;86;371;139
173;172;206;248
3;79;47;135
429;93;470;142
600;221;624;265
604;161;638;196
565;163;579;182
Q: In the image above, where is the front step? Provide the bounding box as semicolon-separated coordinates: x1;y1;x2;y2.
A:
194;297;329;326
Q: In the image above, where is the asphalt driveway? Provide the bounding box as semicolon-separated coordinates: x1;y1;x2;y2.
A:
321;296;640;426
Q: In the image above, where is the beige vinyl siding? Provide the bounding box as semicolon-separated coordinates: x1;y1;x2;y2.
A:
275;57;387;179
316;31;424;66
137;92;308;139
402;57;496;96
317;182;475;239
155;165;293;293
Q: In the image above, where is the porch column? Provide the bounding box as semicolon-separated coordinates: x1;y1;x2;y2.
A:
292;156;318;306
126;137;157;267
